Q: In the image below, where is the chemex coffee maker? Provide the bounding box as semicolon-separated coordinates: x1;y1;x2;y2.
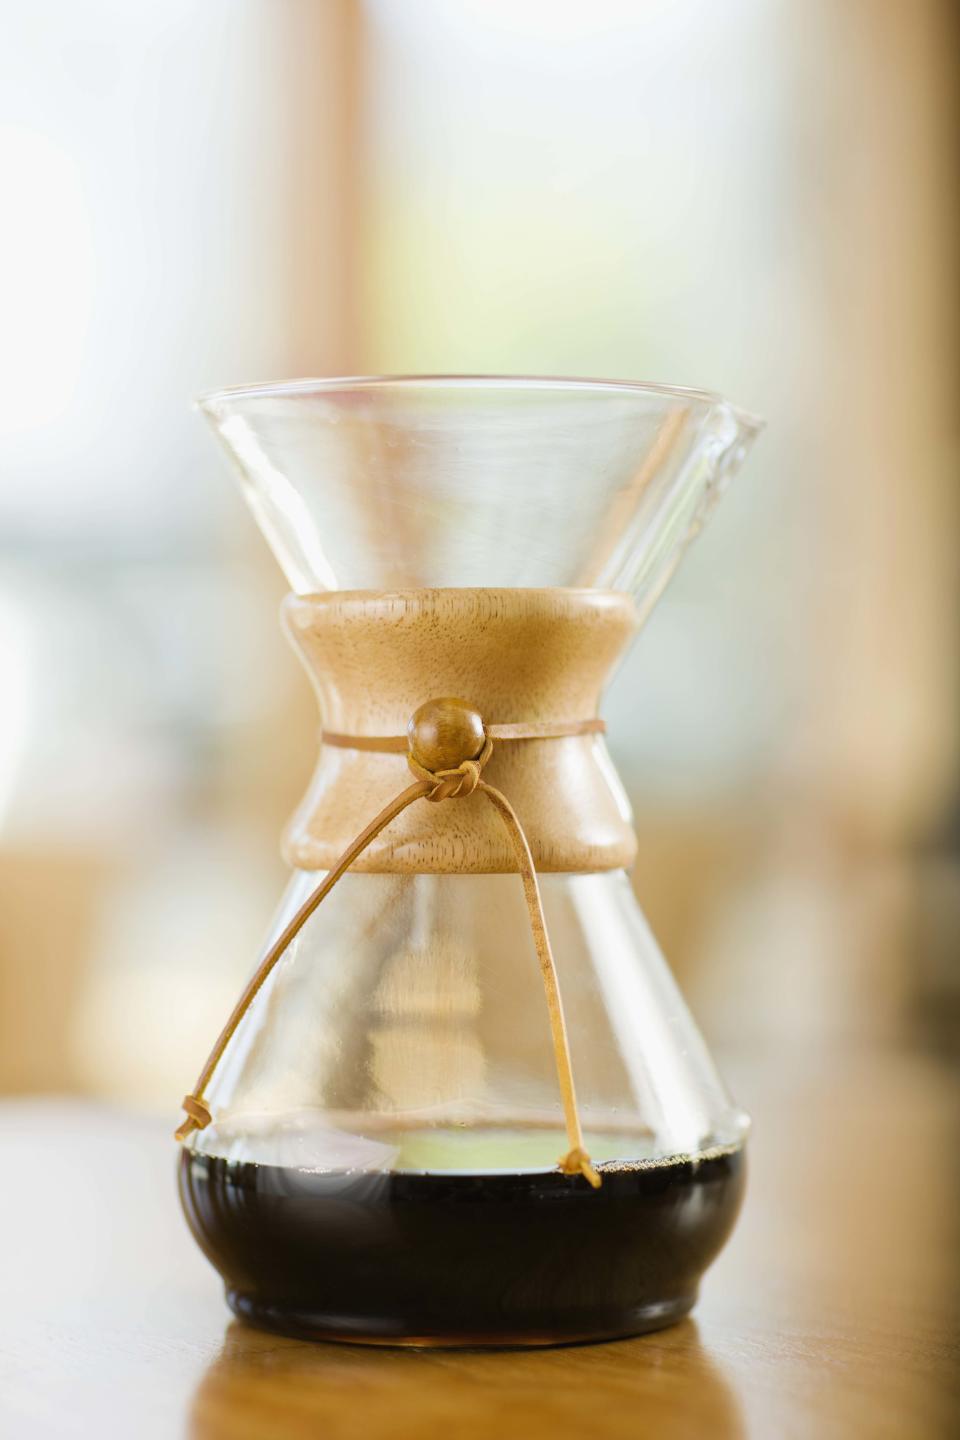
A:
176;376;762;1346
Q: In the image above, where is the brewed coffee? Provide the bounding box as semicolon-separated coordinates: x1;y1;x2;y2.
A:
179;1126;744;1346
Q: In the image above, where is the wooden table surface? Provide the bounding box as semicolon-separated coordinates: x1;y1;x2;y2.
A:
1;1052;956;1439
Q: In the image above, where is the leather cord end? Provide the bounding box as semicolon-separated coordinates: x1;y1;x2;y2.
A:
175;1094;212;1142
559;1146;603;1188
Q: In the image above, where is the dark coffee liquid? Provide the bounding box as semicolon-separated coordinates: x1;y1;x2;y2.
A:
179;1138;745;1346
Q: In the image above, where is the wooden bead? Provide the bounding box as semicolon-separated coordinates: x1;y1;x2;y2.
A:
408;698;485;773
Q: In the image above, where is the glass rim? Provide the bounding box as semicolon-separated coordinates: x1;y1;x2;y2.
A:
196;373;764;431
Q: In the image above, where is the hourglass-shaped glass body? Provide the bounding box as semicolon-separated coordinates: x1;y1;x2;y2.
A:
179;377;762;1345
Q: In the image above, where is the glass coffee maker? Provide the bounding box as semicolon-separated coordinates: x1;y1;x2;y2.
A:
177;376;761;1345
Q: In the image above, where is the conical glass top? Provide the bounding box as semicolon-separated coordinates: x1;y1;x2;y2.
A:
199;375;761;622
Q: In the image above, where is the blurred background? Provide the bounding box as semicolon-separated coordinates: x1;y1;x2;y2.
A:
0;0;956;1110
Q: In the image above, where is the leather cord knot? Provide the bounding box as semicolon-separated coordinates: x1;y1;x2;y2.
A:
175;1093;212;1142
407;734;493;801
558;1145;602;1188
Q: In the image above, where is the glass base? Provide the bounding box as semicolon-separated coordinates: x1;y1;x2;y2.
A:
227;1289;698;1348
180;1144;744;1349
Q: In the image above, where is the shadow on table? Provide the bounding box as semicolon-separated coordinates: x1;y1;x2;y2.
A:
190;1317;745;1440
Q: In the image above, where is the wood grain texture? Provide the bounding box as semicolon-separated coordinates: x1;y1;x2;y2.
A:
1;1052;956;1439
281;588;638;873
